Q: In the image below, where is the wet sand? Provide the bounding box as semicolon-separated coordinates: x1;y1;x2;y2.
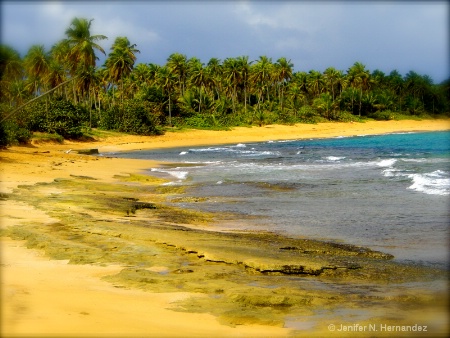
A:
1;119;449;337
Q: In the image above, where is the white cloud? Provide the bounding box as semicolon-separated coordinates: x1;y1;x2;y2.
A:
95;16;160;45
235;2;278;29
38;1;74;20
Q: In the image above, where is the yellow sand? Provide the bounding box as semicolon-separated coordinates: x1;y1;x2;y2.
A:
1;119;449;337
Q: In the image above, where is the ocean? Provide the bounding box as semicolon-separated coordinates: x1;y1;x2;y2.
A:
107;131;450;269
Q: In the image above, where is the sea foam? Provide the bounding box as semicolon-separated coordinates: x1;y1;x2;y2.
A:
376;159;397;167
407;170;450;195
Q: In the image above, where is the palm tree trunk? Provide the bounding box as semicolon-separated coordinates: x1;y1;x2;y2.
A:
359;88;362;117
121;81;124;107
199;87;202;114
233;84;237;114
168;94;172;126
244;85;247;114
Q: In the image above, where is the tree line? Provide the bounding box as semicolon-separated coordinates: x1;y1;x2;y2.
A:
1;17;449;145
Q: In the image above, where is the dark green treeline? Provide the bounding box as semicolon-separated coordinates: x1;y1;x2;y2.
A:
1;18;449;145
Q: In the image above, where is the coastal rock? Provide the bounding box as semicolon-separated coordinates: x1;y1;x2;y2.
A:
73;148;99;155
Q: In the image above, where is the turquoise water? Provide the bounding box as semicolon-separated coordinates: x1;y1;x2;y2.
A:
107;131;450;268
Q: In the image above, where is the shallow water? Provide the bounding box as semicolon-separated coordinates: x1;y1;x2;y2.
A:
107;131;450;269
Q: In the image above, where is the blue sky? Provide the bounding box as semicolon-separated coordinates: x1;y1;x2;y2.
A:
2;1;449;83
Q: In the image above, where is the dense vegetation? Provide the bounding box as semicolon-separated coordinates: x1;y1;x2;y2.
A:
1;17;449;146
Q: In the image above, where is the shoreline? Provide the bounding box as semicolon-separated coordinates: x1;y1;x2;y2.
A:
96;119;450;153
1;119;450;337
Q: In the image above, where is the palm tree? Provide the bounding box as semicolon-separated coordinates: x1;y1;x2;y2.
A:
206;58;222;99
313;93;334;120
167;53;188;95
340;86;359;114
64;18;107;104
236;56;252;114
347;62;370;116
9;80;29;107
291;71;309;97
387;70;404;111
405;71;432;103
251;56;273;108
65;18;107;71
188;60;208;114
323;67;342;101
0;45;24;104
373;90;395;111
275;57;293;113
157;66;177;126
104;36;139;106
307;70;324;99
223;57;241;114
46;59;67;99
132;63;152;86
371;69;387;90
49;40;72;100
285;82;305;120
336;71;348;97
24;45;50;96
147;63;161;85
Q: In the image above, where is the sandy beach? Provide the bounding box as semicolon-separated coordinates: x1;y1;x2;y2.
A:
1;119;450;337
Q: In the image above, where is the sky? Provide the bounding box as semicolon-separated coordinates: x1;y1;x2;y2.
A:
1;1;449;83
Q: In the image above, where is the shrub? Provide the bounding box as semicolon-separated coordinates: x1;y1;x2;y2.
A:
296;105;321;123
334;111;363;122
26;99;89;139
369;110;396;121
99;99;164;135
0;120;32;146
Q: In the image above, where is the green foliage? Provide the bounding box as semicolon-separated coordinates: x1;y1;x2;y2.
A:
368;110;397;121
368;110;427;121
99;99;164;135
173;114;228;130
31;132;64;144
334;111;365;122
25;99;88;139
0;119;32;146
296;105;321;124
3;22;450;138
